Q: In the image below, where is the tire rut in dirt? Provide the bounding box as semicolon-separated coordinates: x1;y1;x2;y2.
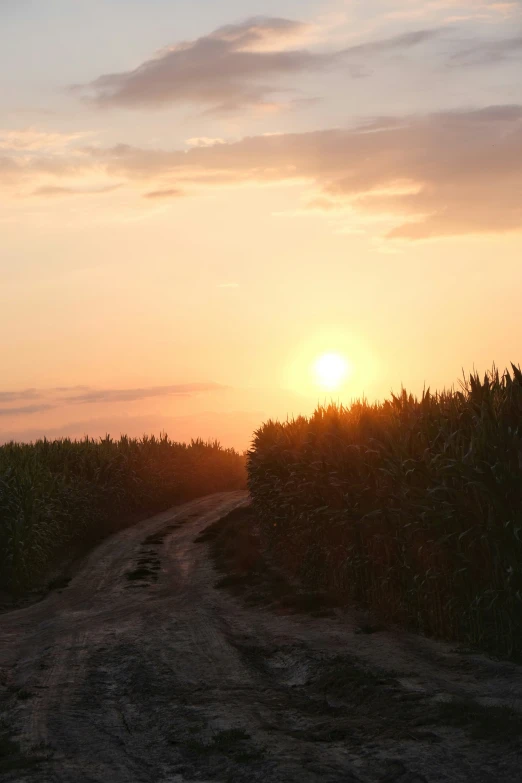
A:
125;522;184;586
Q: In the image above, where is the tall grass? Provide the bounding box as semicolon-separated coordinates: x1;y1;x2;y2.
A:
248;365;522;659
0;434;246;591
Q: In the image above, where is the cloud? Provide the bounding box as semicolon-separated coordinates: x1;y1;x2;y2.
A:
32;184;121;197
343;28;444;57
0;129;91;153
186;137;226;148
0;383;226;418
448;36;522;67
0;389;41;404
33;185;77;196
74;18;443;113
3;105;521;239
0;155;26;186
65;383;227;405
144;187;184;199
82;104;522;239
53;385;91;393
372;0;521;22
0;404;55;417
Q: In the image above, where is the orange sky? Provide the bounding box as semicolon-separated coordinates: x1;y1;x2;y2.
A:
1;0;522;450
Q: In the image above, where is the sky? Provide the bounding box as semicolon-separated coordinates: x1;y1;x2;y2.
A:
1;0;522;450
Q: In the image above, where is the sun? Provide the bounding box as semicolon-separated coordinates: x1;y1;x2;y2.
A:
314;353;351;391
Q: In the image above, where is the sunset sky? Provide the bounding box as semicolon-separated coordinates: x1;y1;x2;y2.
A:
1;0;521;450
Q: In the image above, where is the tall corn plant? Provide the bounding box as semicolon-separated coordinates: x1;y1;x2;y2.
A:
248;365;522;659
0;434;246;592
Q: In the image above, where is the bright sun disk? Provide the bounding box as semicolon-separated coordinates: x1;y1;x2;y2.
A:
314;353;350;391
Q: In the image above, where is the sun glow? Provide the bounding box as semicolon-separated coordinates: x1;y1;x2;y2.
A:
314;353;351;391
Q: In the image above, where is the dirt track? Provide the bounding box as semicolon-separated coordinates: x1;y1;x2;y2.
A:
1;491;522;783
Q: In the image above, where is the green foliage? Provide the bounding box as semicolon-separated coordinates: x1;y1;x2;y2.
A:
0;434;246;591
248;365;522;659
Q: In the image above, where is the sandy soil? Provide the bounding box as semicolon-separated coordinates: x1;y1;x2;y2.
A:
1;491;521;783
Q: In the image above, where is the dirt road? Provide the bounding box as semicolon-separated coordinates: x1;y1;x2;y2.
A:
1;491;522;783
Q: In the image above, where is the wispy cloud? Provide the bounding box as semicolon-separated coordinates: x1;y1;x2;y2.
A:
374;0;521;23
0;404;55;417
186;137;226;148
65;383;226;405
74;18;443;113
0;389;41;404
32;184;121;197
144;187;184;199
0;383;226;418
448;35;522;66
0;129;91;153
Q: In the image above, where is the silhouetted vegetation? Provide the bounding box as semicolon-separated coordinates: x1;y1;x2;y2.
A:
0;435;246;591
248;365;522;659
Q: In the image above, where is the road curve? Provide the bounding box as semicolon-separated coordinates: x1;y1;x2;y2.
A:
1;491;521;783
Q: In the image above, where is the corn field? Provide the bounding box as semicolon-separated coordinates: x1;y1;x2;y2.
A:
0;434;246;592
248;365;522;660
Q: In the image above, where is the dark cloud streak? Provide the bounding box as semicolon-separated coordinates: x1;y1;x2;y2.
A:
0;384;226;419
144;187;184;199
0;389;41;403
0;404;55;417
32;184;121;197
65;383;227;404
